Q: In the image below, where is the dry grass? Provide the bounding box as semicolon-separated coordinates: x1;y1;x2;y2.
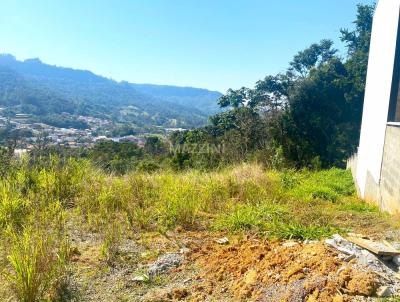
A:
0;158;398;301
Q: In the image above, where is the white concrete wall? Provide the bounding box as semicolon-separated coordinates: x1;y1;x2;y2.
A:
356;0;400;197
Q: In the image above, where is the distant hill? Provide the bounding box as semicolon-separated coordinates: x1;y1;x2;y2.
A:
0;54;222;129
129;83;222;115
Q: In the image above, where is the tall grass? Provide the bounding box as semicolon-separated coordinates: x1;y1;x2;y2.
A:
0;157;390;300
4;227;68;302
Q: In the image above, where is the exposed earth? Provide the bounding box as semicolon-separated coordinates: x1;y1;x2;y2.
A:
55;229;400;302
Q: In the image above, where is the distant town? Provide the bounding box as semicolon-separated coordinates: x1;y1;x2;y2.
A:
0;109;187;155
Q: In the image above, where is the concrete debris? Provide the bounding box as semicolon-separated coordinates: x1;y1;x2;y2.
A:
325;236;354;255
343;253;357;262
376;285;391;297
348;236;400;256
148;253;182;276
324;234;400;296
216;237;229;245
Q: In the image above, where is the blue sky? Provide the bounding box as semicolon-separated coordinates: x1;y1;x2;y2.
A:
0;0;374;92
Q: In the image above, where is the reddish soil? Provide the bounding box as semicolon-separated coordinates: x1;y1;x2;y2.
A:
182;237;378;301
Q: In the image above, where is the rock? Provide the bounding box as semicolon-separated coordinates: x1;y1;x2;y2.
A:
216;237;229;245
179;247;190;254
282;242;298;248
393;255;400;266
376;286;391;297
148;253;182;276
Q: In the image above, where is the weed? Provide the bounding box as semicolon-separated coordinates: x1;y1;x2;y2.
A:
268;222;338;240
3;227;68;302
100;215;127;265
337;199;379;213
214;202;288;233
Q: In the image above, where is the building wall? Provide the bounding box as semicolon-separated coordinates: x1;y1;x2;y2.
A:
356;0;400;197
396;84;400;122
351;124;400;214
379;124;400;213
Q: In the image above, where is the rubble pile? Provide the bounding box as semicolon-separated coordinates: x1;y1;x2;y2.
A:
325;234;400;297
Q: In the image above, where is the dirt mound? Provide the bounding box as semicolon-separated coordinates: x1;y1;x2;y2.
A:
187;238;378;301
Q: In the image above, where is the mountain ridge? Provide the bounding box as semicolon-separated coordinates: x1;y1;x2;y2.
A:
0;54;222;129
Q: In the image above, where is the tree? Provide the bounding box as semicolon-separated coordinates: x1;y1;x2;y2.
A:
167;4;375;170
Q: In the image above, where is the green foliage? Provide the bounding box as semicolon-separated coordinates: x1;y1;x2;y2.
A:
100;217;124;264
337;199;379;213
90;141;144;174
282;168;355;202
0;156;392;299
214;203;288;233
4;226;68;302
169;4;374;170
268;223;337;240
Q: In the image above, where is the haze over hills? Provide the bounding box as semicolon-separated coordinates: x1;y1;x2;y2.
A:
0;54;222;129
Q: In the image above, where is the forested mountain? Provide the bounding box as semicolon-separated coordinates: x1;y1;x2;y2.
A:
129;83;222;115
0;54;222;128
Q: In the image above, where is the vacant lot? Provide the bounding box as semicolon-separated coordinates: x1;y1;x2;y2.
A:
0;160;398;301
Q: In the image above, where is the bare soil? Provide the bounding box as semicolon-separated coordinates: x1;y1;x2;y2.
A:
63;231;392;302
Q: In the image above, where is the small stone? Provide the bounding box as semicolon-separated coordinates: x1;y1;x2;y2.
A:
132;275;148;282
302;267;310;274
393;255;400;266
282;242;298;248
179;247;190;254
376;286;391;297
216;237;229;245
148;253;182;276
